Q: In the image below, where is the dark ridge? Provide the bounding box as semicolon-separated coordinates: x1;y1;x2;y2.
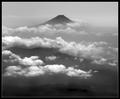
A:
44;15;73;24
34;15;74;27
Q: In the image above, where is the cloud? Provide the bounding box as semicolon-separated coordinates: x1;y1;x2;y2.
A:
91;58;107;65
2;36;118;65
2;50;44;66
108;62;117;66
65;67;90;77
2;50;13;56
24;66;45;77
2;36;111;60
45;56;57;61
4;66;24;76
19;56;44;66
2;26;14;36
43;64;66;74
91;57;117;66
2;22;89;37
2;50;21;63
4;64;92;78
2;50;92;78
2;22;118;38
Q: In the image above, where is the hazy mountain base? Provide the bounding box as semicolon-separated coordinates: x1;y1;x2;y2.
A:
2;47;118;97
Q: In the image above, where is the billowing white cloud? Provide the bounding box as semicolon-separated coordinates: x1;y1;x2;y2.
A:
2;50;21;63
43;64;66;74
2;50;13;56
4;66;24;76
4;64;92;78
45;56;57;61
66;67;90;77
2;36;111;60
2;50;92;78
19;56;44;66
2;50;44;66
2;36;117;67
24;66;45;77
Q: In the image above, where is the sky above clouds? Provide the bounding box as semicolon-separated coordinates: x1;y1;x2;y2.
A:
2;2;118;27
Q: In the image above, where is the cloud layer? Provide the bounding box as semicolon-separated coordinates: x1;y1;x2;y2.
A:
2;50;44;66
2;23;118;38
3;50;92;78
2;36;117;62
4;64;92;78
2;22;89;37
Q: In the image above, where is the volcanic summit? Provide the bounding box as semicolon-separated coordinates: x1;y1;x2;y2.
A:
37;15;74;26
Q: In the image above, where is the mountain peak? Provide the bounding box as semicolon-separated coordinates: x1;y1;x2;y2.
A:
55;15;68;19
42;15;73;25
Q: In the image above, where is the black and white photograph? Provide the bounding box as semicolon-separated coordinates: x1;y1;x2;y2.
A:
2;2;118;98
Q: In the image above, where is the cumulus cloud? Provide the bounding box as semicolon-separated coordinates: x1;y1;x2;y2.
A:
2;36;118;67
19;56;44;66
4;64;92;78
2;50;14;56
65;67;90;77
45;56;57;61
24;66;45;77
2;36;111;60
2;50;44;66
2;50;92;78
2;50;21;63
4;66;24;76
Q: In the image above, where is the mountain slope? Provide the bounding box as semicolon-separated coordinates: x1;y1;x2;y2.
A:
43;15;73;25
33;15;74;27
